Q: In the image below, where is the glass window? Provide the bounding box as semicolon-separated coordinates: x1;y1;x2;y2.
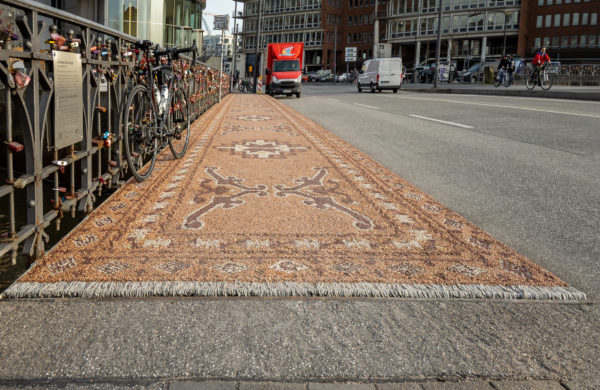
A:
591;13;598;25
563;13;570;26
570;35;577;46
561;36;568;47
573;13;579;26
536;15;542;28
554;14;560;27
556;0;561;3
538;0;543;4
582;13;588;25
589;35;596;47
552;36;559;47
534;37;541;49
546;0;552;4
580;35;586;47
545;14;551;27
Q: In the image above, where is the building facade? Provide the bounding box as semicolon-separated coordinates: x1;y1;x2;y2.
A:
383;0;521;70
237;0;380;74
36;0;205;49
518;0;599;63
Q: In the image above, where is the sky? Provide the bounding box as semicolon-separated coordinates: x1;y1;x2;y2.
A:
203;0;240;35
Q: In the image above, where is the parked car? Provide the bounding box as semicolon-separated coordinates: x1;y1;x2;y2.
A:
357;57;403;93
457;62;484;83
336;73;349;82
418;61;457;83
318;73;335;82
301;73;310;82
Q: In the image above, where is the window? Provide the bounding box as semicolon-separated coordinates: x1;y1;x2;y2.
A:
570;35;577;46
561;36;568;47
552;36;559;46
580;35;586;47
563;13;570;27
538;0;543;4
592;13;598;25
582;13;588;25
573;13;579;26
554;14;560;27
556;0;561;3
589;35;596;47
545;14;552;27
536;15;542;28
546;0;552;4
534;37;541;49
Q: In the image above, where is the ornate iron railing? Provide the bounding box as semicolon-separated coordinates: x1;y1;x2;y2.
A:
0;0;230;265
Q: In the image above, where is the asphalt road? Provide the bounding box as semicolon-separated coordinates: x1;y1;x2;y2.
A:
281;83;600;299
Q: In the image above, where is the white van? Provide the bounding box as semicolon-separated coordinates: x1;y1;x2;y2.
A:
358;58;403;93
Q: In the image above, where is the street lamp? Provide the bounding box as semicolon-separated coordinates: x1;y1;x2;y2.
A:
433;0;443;88
502;11;512;56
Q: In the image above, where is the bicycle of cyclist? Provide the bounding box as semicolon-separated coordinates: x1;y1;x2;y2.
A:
494;54;511;87
526;47;553;90
123;40;196;181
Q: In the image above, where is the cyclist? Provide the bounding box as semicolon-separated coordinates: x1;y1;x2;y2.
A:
497;54;510;83
532;46;551;79
507;54;516;83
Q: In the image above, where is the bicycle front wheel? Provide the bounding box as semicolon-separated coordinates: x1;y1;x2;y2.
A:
168;86;191;158
123;84;157;181
494;77;501;87
540;72;553;90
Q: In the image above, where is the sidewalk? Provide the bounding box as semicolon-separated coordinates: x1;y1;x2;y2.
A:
400;82;600;101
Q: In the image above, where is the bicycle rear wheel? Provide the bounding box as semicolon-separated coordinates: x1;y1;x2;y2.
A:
540;72;553;90
123;84;157;181
168;86;191;158
525;73;536;90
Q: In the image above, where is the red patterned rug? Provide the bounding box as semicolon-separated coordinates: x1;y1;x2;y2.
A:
2;95;584;300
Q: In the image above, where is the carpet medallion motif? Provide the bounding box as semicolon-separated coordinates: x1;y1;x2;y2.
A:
3;95;584;300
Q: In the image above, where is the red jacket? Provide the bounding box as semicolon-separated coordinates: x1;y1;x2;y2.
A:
533;51;550;66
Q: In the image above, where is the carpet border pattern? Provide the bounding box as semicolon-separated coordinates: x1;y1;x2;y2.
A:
1;281;586;300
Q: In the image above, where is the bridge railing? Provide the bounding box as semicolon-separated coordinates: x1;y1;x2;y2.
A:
0;0;230;264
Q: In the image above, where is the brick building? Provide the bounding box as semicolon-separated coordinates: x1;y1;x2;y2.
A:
518;0;600;63
237;0;378;74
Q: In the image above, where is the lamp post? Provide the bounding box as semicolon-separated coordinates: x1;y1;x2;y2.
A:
502;11;512;56
433;0;443;88
252;0;263;93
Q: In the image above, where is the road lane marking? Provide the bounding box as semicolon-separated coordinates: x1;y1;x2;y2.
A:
354;103;381;110
394;95;600;118
410;114;474;129
327;98;340;102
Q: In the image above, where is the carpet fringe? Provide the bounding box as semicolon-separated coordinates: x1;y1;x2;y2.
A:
1;281;586;300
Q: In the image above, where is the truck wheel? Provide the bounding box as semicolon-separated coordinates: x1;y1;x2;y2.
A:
357;84;362;92
296;92;300;98
393;89;398;93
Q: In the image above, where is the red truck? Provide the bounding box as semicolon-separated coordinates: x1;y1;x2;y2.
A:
265;42;303;98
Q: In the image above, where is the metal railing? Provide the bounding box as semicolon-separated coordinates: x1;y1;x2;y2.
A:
0;0;230;265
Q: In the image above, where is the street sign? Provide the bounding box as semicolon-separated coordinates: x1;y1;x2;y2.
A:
345;46;357;62
214;15;229;31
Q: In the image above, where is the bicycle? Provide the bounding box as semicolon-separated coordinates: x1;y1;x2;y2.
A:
123;40;196;181
494;68;512;87
526;64;553;91
238;78;253;93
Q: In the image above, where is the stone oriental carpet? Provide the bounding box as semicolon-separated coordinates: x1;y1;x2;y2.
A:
3;95;585;300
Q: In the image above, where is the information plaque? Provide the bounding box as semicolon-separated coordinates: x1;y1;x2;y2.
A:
53;51;83;149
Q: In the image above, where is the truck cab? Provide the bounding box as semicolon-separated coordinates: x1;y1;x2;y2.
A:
265;42;303;98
